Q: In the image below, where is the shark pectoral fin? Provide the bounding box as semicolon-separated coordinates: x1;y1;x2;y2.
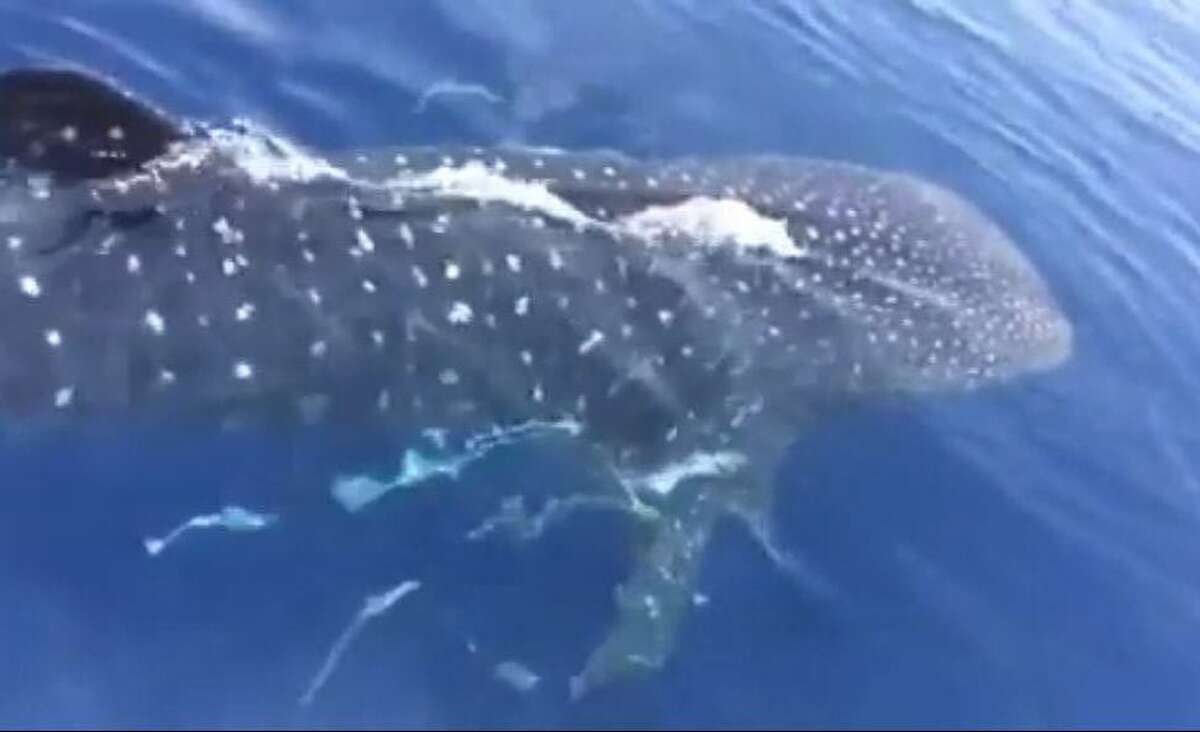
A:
0;68;185;180
570;419;828;699
722;418;844;600
570;487;722;701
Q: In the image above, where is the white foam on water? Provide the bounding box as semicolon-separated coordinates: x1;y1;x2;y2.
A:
132;126;805;265
388;160;594;228
466;493;653;543
616;196;807;260
492;660;541;693
331;418;583;513
389;163;806;261
207;126;353;184
143;505;277;557
299;579;421;707
130;122;352;187
619;450;748;497
414;79;504;113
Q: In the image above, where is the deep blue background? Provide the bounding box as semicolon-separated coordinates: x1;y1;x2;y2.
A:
2;0;1200;727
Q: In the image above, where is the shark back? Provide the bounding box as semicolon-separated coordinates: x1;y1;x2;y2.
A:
0;68;1072;470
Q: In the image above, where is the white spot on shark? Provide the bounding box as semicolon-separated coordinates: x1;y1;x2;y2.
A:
355;227;375;253
447;301;473;325
54;386;74;408
235;302;255;322
19;275;41;298
212;216;243;245
398;223;415;249
578;329;606;355
144;310;165;335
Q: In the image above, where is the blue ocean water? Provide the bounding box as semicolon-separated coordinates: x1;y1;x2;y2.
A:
2;0;1199;727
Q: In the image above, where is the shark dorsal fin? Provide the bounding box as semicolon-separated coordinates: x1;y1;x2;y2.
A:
0;67;184;180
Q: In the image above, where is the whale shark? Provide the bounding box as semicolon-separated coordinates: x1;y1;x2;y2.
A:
0;67;1072;700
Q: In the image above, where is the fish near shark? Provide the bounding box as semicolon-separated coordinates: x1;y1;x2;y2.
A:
0;67;1072;699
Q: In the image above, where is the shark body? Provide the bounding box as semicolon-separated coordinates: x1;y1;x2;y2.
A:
0;67;1072;698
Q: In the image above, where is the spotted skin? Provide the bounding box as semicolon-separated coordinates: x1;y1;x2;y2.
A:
0;69;1075;700
0;141;1072;472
